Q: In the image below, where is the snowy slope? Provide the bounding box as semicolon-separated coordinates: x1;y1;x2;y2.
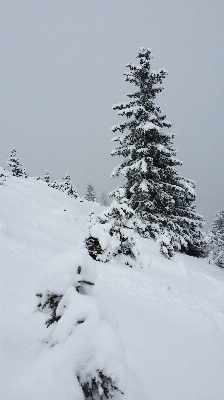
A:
1;175;224;399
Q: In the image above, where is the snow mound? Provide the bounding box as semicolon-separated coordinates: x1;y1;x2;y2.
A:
38;248;97;298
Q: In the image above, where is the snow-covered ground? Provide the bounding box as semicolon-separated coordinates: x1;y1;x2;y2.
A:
1;175;224;399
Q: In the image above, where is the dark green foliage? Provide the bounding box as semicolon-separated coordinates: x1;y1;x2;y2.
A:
36;267;94;327
77;370;124;400
36;293;62;328
86;236;103;261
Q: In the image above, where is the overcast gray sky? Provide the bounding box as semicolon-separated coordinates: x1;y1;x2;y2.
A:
1;1;224;227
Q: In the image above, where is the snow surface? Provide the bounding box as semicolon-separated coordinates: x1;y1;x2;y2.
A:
1;176;224;399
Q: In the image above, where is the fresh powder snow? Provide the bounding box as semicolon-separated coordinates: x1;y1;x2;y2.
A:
1;175;224;399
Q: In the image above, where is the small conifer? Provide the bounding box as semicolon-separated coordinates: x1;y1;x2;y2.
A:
85;184;97;202
6;148;26;177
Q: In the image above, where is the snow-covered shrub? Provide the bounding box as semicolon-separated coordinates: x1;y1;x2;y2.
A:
6;148;27;177
85;196;139;263
77;369;124;399
85;211;112;262
208;207;224;268
157;231;175;259
108;199;138;259
35;248;139;399
36;249;96;326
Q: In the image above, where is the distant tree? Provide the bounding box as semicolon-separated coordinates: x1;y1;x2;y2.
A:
99;191;109;206
50;178;64;191
208;207;224;268
22;168;28;178
111;47;206;258
6;148;27;177
63;173;71;192
85;184;97;202
44;170;50;183
47;173;78;198
67;183;78;199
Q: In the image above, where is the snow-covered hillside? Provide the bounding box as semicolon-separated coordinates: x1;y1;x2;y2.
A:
1;175;224;399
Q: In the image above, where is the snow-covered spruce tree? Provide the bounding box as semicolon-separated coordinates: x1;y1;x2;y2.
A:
111;47;206;258
6;148;26;177
208;207;224;268
85;184;97;202
86;188;138;263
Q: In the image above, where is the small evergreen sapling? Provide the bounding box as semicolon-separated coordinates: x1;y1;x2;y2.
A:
85;212;104;260
35;250;125;399
86;188;138;262
6;148;27;177
36;265;94;327
63;173;78;198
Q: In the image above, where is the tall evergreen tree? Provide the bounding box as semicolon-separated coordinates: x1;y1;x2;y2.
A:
208;207;224;268
85;184;97;202
6;148;26;177
111;47;205;258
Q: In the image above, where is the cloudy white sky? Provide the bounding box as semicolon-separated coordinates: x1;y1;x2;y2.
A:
1;1;224;226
